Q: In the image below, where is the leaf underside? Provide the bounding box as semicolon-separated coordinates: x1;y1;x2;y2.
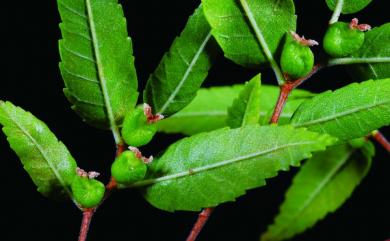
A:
202;0;296;67
348;23;390;81
142;125;335;212
144;5;216;116
58;0;138;129
291;79;390;142
262;142;374;241
0;101;77;199
158;84;313;135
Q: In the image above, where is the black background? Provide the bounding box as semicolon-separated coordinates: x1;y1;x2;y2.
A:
1;0;389;241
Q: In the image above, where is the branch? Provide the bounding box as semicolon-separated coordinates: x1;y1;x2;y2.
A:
78;209;95;241
186;207;215;241
76;143;125;241
371;130;390;153
269;64;323;123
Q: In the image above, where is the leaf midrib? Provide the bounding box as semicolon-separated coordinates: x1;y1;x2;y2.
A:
293;99;390;127
158;31;213;114
268;149;353;237
2;106;72;196
85;0;121;143
129;140;318;188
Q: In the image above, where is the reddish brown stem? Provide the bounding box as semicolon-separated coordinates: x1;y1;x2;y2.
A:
78;208;95;241
372;131;390;153
77;143;125;241
269;64;323;124
186;207;214;241
270;84;294;124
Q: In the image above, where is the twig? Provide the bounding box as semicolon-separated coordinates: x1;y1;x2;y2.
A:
371;130;390;153
78;209;95;241
186;208;215;241
76;143;125;241
269;64;323;123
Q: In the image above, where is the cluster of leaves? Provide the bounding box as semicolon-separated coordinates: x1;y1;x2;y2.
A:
0;0;389;240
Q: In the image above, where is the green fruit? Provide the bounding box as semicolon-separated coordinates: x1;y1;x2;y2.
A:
121;108;157;147
111;150;147;185
323;22;365;57
281;37;315;79
71;176;105;208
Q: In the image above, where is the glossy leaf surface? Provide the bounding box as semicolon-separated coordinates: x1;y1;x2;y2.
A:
202;0;296;67
58;0;138;133
348;23;390;81
144;5;215;116
140;125;335;211
291;79;390;141
0;101;77;198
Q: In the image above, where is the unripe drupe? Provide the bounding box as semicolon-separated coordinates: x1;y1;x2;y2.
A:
121;104;163;147
71;170;105;208
111;150;148;185
323;18;371;57
280;31;317;79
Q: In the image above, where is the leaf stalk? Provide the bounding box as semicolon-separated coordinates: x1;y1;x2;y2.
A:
329;0;344;24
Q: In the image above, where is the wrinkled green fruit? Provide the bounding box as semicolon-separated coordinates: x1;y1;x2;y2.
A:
323;22;365;57
111;151;147;185
121;108;157;147
281;39;315;79
71;176;105;208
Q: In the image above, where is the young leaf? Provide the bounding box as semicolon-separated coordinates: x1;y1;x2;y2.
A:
326;0;373;14
348;23;390;81
291;79;390;142
158;85;313;135
261;142;374;241
0;101;78;199
227;75;262;128
143;5;216;116
202;0;296;68
134;125;335;212
58;0;138;140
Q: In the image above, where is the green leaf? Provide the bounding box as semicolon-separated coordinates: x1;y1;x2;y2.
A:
0;101;78;199
326;0;373;14
261;142;374;241
136;125;335;212
58;0;138;140
291;79;390;142
227;75;262;128
348;23;390;81
158;84;313;135
157;85;243;135
143;5;216;116
202;0;296;68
